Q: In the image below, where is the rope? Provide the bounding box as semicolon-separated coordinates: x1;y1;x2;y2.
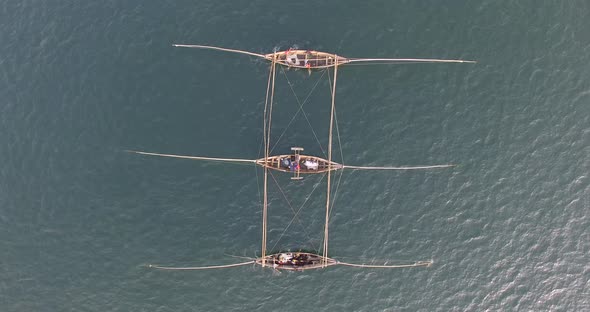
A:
270;68;328;156
334;103;345;170
269;172;327;253
267;171;316;248
276;66;327;158
337;260;432;269
328;166;344;223
147;261;255;270
326;92;346;224
325;62;345;167
343;164;455;170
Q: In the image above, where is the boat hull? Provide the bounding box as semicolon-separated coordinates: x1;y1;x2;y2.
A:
265;50;350;69
256;154;342;174
257;252;338;271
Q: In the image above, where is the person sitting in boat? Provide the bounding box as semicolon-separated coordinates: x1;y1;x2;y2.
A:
289;161;300;172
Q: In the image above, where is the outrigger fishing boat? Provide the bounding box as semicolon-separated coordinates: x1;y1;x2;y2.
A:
140;44;474;271
127;147;454;180
149;252;432;272
172;44;475;70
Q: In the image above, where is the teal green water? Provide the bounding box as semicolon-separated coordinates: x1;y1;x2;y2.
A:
1;1;589;311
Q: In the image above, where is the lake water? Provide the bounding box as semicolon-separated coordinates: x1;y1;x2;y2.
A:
1;1;588;311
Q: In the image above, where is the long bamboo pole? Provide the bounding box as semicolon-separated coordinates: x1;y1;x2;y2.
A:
125;150;256;163
343;164;455;170
348;57;476;64
261;56;276;267
337;260;432;268
172;44;267;58
148;261;256;270
323;57;339;267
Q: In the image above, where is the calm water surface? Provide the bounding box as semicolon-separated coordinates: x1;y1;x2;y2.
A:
1;1;588;311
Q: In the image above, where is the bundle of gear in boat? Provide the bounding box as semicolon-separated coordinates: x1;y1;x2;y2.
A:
280;154;319;171
274;252;315;266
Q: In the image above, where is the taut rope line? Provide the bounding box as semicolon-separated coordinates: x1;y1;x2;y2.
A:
270;67;328;157
269;172;327;253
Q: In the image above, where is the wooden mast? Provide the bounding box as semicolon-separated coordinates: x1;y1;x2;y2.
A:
323;56;339;267
261;54;277;267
